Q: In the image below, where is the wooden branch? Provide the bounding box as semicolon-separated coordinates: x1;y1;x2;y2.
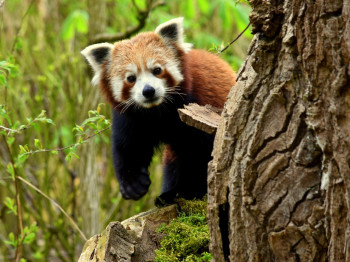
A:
178;103;222;134
90;1;165;44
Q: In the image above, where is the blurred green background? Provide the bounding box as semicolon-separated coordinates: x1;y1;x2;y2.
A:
0;0;252;261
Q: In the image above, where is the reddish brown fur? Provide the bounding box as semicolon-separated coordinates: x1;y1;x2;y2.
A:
121;82;134;101
99;64;116;108
163;144;177;164
181;50;236;108
109;32;178;77
162;69;177;88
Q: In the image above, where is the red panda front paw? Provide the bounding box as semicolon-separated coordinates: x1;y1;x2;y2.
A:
118;168;151;200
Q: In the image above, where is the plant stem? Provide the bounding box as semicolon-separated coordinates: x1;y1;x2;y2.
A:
17;176;87;241
3;135;23;262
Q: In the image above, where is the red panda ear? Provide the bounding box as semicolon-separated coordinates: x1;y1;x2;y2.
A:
81;43;114;85
155;17;192;53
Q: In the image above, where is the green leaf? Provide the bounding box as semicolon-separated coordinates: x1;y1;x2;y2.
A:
81;116;102;126
75;11;89;34
60;14;75;40
34;139;43;149
4;197;17;215
19;145;28;154
7;163;15;180
65;152;72;162
44;118;55;125
7;136;15;146
4;232;17;247
0;74;7;86
70;152;79;159
17;153;29;165
61;10;89;40
23;232;36;244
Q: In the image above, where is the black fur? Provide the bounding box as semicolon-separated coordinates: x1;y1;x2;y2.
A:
111;94;213;203
92;47;110;64
159;24;178;41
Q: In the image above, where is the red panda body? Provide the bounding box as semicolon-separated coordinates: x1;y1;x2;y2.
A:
182;49;235;108
82;18;236;203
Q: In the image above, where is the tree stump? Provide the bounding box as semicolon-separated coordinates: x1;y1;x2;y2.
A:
78;205;177;262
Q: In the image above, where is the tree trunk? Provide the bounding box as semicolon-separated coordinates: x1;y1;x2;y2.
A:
78;0;107;237
208;0;350;261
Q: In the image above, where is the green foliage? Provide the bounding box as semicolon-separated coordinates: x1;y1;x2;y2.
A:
4;197;17;215
155;198;212;262
0;60;19;87
61;10;89;40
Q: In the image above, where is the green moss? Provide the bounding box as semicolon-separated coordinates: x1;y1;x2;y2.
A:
155;198;212;262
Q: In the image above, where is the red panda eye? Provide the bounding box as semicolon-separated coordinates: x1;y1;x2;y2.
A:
153;67;162;76
127;75;136;83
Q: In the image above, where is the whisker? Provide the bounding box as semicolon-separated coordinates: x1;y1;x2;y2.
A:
120;99;135;114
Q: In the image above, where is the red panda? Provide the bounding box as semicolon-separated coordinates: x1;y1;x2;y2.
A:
81;18;236;204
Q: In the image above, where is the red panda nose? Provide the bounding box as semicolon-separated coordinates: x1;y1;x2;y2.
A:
142;85;155;98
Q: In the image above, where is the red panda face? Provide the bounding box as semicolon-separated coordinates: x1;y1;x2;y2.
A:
81;17;192;111
108;33;185;109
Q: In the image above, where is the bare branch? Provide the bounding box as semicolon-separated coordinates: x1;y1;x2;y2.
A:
91;1;165;44
0;125;20;133
218;22;251;54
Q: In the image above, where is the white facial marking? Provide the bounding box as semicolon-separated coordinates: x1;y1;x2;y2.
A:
165;60;183;84
110;76;123;101
125;63;138;74
131;71;166;108
147;59;156;70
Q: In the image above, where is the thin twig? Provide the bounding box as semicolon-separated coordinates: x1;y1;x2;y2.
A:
91;1;165;43
0;125;20;133
22;126;110;156
17;176;87;241
1;114;50;136
218;22;251;54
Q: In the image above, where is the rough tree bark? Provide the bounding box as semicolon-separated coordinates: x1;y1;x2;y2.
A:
208;0;350;261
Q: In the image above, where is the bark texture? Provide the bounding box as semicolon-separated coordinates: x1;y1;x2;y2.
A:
208;0;350;261
78;205;177;262
178;104;222;135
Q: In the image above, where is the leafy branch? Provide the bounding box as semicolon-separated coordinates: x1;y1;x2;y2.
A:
0;108;54;136
16;106;111;162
